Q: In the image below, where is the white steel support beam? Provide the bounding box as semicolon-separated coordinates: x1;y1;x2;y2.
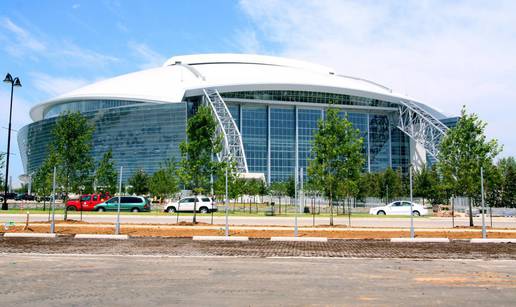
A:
203;88;249;173
396;99;449;159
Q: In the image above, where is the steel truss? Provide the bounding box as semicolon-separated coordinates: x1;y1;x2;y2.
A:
397;99;449;159
203;88;249;173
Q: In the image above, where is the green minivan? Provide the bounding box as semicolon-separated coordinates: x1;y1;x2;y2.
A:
94;196;151;212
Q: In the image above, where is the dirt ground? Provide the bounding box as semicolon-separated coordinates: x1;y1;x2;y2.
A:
3;220;516;239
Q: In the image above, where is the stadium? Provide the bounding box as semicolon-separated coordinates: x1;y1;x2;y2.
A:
18;54;457;183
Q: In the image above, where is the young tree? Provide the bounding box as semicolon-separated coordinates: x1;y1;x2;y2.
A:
128;169;150;195
308;108;365;226
498;157;516;208
437;107;502;226
414;166;435;206
32;151;58;210
178;105;222;223
381;167;402;202
149;160;180;205
95;149;117;194
50;111;94;201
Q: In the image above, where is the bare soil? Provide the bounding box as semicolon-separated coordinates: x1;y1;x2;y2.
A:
3;221;516;239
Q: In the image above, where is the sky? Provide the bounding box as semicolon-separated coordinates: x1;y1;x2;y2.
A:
1;0;515;187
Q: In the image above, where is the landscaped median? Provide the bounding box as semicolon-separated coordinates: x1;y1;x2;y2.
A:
1;220;516;240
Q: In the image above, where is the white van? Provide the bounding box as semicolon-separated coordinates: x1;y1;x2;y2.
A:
164;196;217;213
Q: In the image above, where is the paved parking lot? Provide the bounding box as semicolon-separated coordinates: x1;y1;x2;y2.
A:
0;254;515;306
1;237;515;259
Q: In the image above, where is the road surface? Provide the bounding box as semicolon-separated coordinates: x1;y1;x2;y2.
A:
0;254;514;306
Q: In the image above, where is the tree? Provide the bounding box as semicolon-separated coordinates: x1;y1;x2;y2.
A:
437;107;502;225
50;111;94;200
95;149;117;194
128;169;150;195
498;157;516;208
414;166;435;206
32;151;58;210
178;105;222;223
308;108;365;226
269;181;288;214
381;167;402;202
149;160;180;205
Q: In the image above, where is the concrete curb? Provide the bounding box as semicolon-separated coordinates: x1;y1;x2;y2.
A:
74;234;129;240
270;237;328;242
193;236;249;241
390;238;450;243
3;233;57;238
470;238;516;243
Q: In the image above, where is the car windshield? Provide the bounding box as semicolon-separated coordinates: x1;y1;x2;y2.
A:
106;197;118;203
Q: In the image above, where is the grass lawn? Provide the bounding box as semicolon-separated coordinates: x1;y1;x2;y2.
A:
0;208;429;218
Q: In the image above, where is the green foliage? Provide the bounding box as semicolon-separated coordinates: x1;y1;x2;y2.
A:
50;111;95;197
95;149;117;194
128;169;150;195
488;157;516;208
380;167;402;201
178;105;222;195
149;160;179;201
308;108;365;224
32;151;58;199
437;107;502;200
269;181;288;197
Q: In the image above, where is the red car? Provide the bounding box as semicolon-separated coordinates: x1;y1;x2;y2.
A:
66;193;111;211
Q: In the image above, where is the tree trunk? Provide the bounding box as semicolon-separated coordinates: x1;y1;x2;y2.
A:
193;197;197;224
468;197;474;227
329;190;334;226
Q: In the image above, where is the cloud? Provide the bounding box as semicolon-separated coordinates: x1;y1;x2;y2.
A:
57;41;120;69
0;17;46;57
0;18;119;70
239;0;516;157
128;41;166;69
233;29;263;54
30;72;90;97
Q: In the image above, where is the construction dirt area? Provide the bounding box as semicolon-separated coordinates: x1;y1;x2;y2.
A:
2;220;516;239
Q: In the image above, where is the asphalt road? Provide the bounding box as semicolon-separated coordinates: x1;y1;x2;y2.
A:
0;254;514;306
1;213;515;228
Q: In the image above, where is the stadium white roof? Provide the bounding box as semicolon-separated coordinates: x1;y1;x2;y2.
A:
30;53;444;121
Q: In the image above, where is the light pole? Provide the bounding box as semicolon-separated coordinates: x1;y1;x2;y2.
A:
409;165;415;239
2;73;21;210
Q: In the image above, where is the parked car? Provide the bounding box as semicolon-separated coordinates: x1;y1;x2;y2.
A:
94;196;150;212
3;192;18;200
66;193;111;211
15;193;36;201
164;196;217;213
369;201;429;216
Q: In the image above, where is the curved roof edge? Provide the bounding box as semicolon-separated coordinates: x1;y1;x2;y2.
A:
164;53;336;75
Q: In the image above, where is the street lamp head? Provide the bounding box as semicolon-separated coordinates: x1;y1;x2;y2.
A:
3;73;13;84
13;77;21;87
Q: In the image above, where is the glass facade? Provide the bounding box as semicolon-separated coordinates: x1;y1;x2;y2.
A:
44;100;143;119
241;105;267;175
19;102;186;182
20;90;413;184
270;107;295;182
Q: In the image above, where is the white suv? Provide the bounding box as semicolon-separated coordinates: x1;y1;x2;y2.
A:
164;196;217;213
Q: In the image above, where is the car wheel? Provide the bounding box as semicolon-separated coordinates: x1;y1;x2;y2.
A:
412;210;420;216
67;206;76;211
167;207;176;213
131;208;140;212
377;210;386;215
199;207;209;214
97;207;105;212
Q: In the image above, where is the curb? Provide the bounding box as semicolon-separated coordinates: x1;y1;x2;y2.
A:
193;236;249;241
3;233;57;238
470;238;516;243
270;237;328;242
390;238;450;243
74;234;129;240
